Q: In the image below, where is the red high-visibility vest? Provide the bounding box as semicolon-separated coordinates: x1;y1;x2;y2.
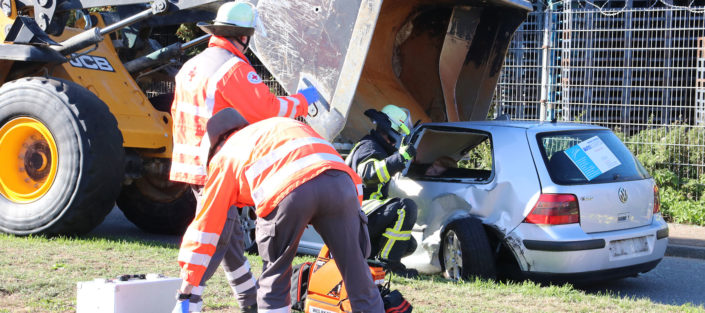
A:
170;36;308;185
178;118;363;286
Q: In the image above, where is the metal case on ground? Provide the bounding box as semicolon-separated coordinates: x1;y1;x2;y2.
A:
76;275;182;313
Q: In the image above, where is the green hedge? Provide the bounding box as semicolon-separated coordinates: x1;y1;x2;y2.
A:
620;126;705;226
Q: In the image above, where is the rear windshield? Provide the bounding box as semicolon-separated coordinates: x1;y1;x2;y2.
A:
537;130;649;185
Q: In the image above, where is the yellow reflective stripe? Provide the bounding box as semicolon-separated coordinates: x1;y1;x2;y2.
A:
380;208;408;258
382;230;411;240
361;199;384;214
370;184;384;200
374;159;391;183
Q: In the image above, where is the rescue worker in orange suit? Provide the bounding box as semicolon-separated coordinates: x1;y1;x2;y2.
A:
346;104;419;278
169;2;319;313
175;109;385;313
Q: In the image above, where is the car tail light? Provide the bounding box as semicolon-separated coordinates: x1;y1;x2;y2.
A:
653;185;661;214
525;194;580;225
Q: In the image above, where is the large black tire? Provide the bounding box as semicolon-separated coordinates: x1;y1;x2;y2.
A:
439;217;497;281
0;77;124;235
116;92;196;235
116;165;196;235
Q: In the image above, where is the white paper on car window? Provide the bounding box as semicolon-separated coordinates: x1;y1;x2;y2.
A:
564;136;621;181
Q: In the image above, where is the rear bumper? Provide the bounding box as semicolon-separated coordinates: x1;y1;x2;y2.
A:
507;215;668;276
523;259;662;284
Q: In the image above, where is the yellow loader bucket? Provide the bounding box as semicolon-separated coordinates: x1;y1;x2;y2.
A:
249;0;532;142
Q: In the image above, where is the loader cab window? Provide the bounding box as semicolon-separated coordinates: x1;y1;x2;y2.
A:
406;128;493;183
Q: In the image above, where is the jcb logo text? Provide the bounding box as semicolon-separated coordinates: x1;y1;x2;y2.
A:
69;55;115;72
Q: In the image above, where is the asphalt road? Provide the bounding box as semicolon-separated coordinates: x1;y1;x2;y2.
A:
91;207;705;308
578;256;705;307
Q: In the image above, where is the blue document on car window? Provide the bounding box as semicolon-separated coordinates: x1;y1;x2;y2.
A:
564;136;621;181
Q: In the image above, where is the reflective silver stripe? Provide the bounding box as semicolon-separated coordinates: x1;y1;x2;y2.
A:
205;57;243;114
182;228;219;246
286;96;300;118
356;184;363;196
233;277;256;293
224;260;251;282
251;153;344;205
175;101;212;118
173;143;203;156
191;286;204;296
178;250;211;267
258;306;290;313
170;161;207;177
245;137;333;184
277;98;289;117
382;230;411;240
189;300;203;312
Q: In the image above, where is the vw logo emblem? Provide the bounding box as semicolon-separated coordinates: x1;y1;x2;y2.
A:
618;187;628;203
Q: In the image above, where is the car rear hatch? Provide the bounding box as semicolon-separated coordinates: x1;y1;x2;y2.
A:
531;129;655;233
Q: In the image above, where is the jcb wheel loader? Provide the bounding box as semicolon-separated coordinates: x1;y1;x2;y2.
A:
0;0;532;239
0;0;224;235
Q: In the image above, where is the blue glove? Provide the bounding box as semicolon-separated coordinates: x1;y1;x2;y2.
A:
298;86;320;104
172;299;190;313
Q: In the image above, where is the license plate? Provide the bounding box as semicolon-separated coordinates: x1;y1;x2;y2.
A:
609;236;649;258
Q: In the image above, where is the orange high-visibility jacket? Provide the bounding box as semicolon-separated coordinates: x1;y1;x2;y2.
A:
178;118;363;286
170;36;309;185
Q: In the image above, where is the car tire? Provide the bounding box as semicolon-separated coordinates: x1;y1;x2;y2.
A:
0;77;124;235
239;206;258;253
439;217;497;281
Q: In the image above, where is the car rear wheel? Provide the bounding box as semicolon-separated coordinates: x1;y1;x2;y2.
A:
440;217;497;281
239;206;257;253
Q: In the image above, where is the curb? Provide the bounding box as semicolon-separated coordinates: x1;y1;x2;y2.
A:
665;244;705;260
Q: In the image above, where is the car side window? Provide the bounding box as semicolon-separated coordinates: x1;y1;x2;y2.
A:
405;128;493;182
456;137;493;181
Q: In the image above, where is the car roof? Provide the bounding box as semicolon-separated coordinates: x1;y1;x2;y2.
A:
418;120;609;132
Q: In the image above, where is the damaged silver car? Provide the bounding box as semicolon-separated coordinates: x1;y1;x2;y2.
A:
387;120;668;282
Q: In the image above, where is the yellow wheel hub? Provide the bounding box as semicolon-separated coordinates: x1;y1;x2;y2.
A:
0;117;58;203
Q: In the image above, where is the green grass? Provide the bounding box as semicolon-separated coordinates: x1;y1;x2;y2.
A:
0;234;703;313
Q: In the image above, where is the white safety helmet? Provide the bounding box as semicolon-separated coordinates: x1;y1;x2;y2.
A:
381;104;412;136
198;1;258;37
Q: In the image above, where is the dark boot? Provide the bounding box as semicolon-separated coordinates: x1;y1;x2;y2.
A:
241;303;257;313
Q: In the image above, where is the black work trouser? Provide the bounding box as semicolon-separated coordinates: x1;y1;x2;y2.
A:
255;170;384;313
367;198;418;263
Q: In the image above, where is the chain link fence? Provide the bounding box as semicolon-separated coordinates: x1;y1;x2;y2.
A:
493;1;705;200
